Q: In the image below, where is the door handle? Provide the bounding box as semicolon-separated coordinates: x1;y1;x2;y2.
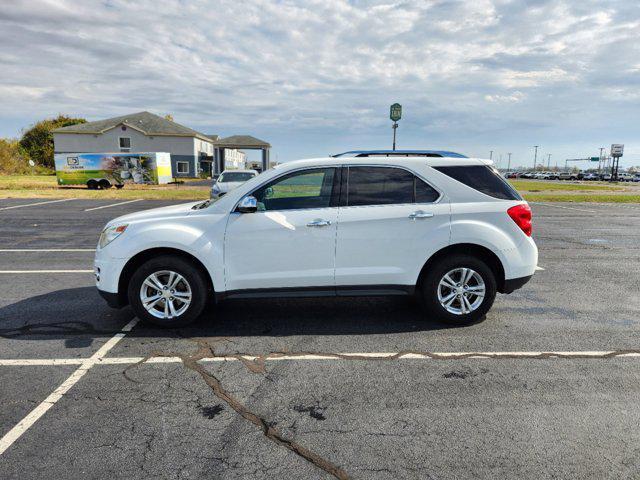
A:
408;210;434;220
306;219;332;227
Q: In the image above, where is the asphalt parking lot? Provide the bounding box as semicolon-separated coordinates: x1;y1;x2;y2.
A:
1;198;639;479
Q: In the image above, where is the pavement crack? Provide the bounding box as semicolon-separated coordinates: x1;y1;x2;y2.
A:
122;341;351;480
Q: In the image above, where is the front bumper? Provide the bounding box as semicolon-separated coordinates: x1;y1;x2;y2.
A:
98;289;126;308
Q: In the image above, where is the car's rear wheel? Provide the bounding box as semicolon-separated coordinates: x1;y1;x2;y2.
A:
128;256;208;327
420;254;496;325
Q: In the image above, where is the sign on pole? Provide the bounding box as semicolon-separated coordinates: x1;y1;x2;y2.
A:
611;144;624;157
390;103;402;122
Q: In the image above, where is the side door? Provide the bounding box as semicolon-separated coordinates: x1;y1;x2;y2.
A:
335;165;450;288
224;167;340;292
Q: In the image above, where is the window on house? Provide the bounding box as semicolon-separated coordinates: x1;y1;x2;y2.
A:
119;137;131;152
176;161;189;174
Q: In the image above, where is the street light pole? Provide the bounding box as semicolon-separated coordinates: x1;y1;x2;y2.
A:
507;153;512;172
533;145;539;170
489;150;493;161
547;153;551;169
392;122;398;150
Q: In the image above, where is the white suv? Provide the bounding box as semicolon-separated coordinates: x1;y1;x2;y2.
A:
95;150;537;327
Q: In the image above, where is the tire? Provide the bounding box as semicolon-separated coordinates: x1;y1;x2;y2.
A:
87;179;98;190
115;184;124;189
98;179;111;189
127;255;209;327
420;254;497;325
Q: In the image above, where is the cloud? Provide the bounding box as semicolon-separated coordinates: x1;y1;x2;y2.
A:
1;0;639;165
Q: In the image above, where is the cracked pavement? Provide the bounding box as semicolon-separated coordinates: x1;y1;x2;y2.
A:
1;199;640;479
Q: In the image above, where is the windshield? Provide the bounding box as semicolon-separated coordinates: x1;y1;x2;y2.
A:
219;172;255;183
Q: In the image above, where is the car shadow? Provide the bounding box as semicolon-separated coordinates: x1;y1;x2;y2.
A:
0;286;461;344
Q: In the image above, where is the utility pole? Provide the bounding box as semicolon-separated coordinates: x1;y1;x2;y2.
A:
533;145;539;170
599;147;605;175
547;153;552;169
489;150;493;161
507;153;512;172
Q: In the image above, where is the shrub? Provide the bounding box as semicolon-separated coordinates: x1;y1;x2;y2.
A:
0;138;30;174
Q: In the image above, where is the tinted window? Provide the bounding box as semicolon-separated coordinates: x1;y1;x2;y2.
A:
252;168;335;211
347;167;439;206
348;167;412;206
415;177;440;203
219;172;255;182
434;165;522;200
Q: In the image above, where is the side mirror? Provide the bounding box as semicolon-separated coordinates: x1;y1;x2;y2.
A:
236;195;257;213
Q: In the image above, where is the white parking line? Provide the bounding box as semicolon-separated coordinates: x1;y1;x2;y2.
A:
0;199;74;211
0;270;93;274
0;350;638;366
0;249;95;252
531;202;597;213
0;318;138;456
84;199;142;211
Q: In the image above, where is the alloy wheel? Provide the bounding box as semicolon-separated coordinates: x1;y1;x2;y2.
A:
139;270;192;320
437;267;486;315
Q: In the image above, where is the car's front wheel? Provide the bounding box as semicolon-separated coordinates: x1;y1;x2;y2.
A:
128;256;208;327
421;254;497;325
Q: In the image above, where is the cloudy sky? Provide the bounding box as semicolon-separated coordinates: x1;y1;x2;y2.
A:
1;0;639;167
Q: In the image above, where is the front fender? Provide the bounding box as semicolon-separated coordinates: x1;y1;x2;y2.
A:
102;214;226;292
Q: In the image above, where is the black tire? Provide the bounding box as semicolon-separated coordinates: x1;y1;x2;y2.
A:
115;184;124;189
127;255;209;327
98;179;111;190
87;179;98;190
420;254;497;325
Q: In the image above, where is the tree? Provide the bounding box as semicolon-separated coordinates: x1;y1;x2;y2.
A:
19;115;86;168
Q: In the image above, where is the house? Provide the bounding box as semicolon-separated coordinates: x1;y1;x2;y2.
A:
52;111;216;177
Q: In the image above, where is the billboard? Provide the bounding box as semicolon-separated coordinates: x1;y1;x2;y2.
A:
54;152;173;186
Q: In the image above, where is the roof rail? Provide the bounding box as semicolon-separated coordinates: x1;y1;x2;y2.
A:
331;149;467;158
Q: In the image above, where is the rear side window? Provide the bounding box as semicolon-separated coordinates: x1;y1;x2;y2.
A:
347;167;439;206
433;165;522;200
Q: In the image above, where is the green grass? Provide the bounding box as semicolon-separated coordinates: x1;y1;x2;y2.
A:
524;194;640;203
0;174;208;200
509;180;623;192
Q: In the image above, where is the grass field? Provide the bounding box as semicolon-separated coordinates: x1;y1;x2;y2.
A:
1;174;639;203
0;175;209;200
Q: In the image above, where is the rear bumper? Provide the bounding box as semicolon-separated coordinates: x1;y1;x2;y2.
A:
501;275;533;294
98;289;126;308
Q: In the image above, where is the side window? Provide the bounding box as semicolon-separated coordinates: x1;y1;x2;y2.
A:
347;167;439;206
415;177;439;203
433;165;522;200
252;168;336;211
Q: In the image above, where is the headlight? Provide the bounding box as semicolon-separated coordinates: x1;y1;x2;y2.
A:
99;224;128;249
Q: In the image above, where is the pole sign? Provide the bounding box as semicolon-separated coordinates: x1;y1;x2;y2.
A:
590;157;600;161
611;144;624;157
390;103;402;122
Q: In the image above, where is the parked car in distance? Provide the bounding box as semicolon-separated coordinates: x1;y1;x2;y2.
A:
616;172;634;182
95;150;538;328
583;173;599;181
210;169;258;199
558;171;579;181
504;171;519;179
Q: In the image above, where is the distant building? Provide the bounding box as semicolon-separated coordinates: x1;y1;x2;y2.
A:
223;149;247;169
53;111;271;178
52;111;215;177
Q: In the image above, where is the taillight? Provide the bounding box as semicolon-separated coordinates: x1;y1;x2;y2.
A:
507;203;532;236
